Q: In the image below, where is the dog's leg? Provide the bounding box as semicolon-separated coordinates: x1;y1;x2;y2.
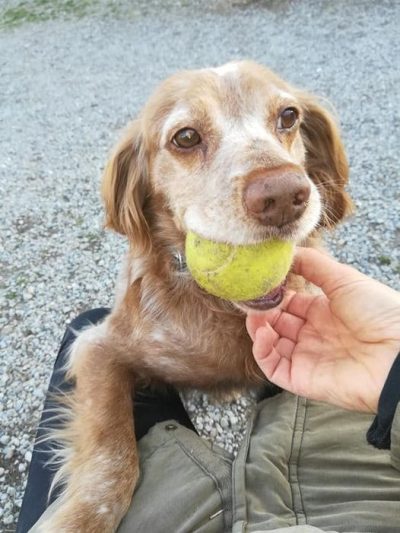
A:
41;334;137;533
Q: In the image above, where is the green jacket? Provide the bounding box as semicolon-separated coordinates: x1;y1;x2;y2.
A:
31;391;400;532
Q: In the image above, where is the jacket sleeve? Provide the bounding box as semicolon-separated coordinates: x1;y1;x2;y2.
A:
390;402;400;471
366;352;400;462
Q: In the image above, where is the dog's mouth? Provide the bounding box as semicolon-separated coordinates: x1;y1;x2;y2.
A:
238;282;285;311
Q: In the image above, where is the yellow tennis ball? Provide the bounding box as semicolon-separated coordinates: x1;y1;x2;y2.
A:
185;231;294;301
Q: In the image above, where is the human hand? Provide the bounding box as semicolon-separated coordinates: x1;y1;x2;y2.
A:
246;247;400;413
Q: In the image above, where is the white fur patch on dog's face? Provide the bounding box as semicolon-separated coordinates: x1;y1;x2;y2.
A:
150;61;322;245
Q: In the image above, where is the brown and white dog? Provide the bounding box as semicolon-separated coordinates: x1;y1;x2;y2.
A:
43;61;351;531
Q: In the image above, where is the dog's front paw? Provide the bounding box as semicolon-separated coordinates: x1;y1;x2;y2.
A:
38;496;127;533
36;461;138;533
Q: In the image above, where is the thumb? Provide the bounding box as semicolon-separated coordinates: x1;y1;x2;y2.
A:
293;247;365;297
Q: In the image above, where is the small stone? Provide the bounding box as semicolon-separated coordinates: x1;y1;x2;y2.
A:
220;416;229;429
0;434;10;445
229;414;238;427
4;446;14;460
3;514;14;525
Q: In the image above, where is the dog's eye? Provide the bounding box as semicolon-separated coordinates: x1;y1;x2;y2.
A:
277;107;299;130
172;128;201;149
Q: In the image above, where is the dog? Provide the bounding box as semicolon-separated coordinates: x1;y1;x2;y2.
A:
42;60;351;531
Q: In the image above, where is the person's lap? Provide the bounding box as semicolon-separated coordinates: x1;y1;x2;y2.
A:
18;310;400;533
28;384;400;532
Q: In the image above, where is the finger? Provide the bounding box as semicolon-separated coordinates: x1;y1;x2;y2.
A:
253;324;279;360
246;289;302;335
253;333;294;392
246;307;281;342
274;337;296;359
266;290;319;324
293;247;365;296
283;291;322;321
271;312;305;343
247;292;312;340
253;327;295;374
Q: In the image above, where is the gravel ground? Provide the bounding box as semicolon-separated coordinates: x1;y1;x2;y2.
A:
1;0;400;530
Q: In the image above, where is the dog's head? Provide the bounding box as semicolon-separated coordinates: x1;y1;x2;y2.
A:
102;60;351;260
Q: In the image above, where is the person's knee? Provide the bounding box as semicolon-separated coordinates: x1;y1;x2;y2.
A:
67;307;110;333
64;307;110;344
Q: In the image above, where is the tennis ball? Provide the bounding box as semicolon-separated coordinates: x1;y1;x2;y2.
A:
185;231;294;301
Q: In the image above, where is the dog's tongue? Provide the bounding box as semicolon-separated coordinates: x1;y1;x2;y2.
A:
240;283;285;311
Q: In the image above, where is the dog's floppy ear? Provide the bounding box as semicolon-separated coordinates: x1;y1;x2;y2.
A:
298;94;353;227
102;119;151;254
